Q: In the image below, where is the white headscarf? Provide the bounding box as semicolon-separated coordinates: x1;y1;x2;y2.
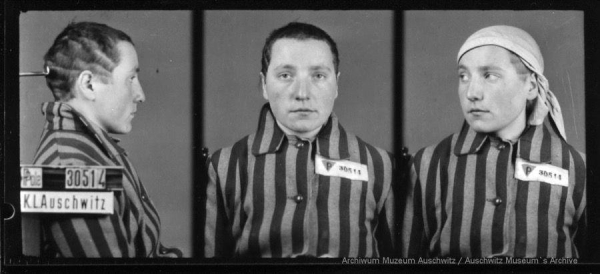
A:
457;25;567;140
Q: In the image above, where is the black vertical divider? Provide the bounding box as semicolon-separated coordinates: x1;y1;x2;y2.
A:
393;11;405;164
191;9;207;260
4;1;23;263
392;10;406;252
584;5;600;262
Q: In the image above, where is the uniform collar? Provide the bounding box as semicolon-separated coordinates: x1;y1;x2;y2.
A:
453;121;489;156
41;102;126;159
251;103;350;160
453;119;556;163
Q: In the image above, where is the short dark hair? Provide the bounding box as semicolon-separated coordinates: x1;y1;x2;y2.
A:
260;22;339;76
43;21;133;101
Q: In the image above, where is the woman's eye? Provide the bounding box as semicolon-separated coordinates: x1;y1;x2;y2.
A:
485;73;499;81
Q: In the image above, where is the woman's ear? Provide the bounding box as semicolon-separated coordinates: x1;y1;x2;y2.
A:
75;70;97;101
525;72;538;100
260;72;269;101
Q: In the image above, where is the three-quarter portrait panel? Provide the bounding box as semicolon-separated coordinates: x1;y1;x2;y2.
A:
402;11;585;258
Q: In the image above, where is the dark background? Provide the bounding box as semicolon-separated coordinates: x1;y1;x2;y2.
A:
4;1;599;266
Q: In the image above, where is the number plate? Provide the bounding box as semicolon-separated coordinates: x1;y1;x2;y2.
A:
65;167;106;190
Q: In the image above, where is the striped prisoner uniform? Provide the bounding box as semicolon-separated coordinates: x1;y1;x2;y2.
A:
32;102;181;257
203;103;396;257
401;120;586;258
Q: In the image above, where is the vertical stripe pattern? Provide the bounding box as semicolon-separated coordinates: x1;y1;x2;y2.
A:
203;103;395;257
401;121;586;258
33;102;181;258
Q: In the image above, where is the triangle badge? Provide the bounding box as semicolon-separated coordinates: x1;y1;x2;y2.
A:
322;160;336;171
522;164;536;176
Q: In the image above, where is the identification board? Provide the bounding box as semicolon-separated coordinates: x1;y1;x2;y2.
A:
20;191;114;214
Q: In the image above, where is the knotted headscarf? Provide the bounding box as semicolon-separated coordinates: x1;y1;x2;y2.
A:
457;25;567;140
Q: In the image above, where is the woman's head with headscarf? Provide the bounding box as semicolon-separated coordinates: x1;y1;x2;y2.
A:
456;25;566;140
